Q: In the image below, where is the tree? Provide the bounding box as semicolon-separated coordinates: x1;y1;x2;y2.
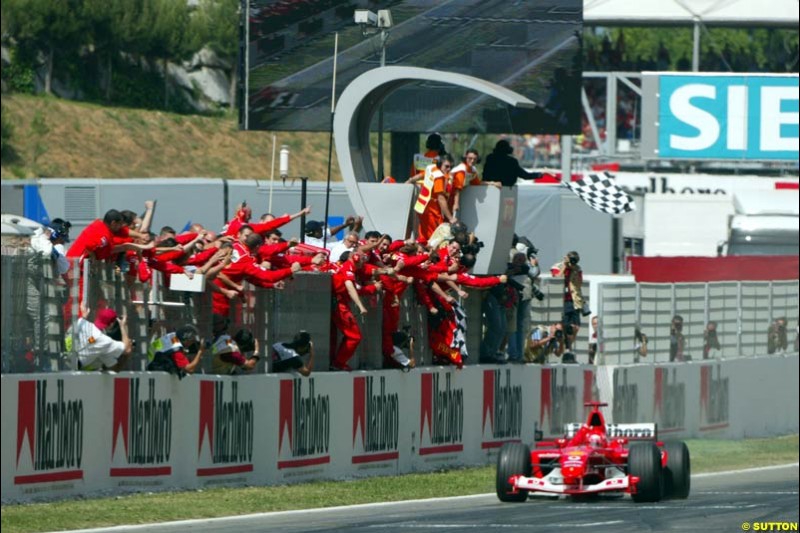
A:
3;0;87;94
83;0;132;101
140;0;193;109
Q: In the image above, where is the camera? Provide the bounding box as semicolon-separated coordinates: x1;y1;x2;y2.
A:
531;285;545;301
554;329;563;339
462;240;484;256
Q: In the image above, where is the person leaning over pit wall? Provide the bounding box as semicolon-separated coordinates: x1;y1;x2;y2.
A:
147;324;206;379
209;314;260;375
272;331;315;377
64;304;132;372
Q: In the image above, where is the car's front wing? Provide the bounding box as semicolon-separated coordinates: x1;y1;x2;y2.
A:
511;470;639;496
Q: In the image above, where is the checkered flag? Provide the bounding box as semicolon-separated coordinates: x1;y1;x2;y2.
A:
564;172;636;215
452;301;468;358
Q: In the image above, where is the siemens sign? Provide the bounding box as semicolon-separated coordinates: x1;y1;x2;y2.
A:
642;73;799;161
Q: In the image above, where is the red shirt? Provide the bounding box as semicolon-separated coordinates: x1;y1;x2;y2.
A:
332;261;359;298
66;219;116;261
225;214;292;237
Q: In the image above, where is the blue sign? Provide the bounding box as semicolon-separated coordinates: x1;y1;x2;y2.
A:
657;75;798;160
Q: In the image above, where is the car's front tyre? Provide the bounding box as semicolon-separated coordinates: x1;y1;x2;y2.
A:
496;442;532;502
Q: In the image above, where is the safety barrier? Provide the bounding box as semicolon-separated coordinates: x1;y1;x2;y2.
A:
2;354;797;502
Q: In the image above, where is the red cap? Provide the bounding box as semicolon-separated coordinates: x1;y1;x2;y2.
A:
94;308;118;330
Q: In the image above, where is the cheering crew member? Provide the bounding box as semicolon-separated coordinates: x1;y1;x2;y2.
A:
411;154;456;242
65;209;154;323
448;149;502;218
330;252;381;371
428;250;507;368
211;225;301;317
411;133;446;176
224;203;311;237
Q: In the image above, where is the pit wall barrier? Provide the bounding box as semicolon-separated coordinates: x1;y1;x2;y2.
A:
3;354;797;502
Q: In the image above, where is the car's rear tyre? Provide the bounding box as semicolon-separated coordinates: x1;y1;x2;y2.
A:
496;442;531;502
629;442;663;503
663;441;691;499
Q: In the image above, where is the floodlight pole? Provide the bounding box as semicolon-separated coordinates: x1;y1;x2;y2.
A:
323;32;339;249
376;28;388;181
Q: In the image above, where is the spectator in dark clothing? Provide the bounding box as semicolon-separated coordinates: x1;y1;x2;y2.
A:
703;321;721;359
670;315;685;362
272;331;314;376
482;140;543;187
767;317;788;354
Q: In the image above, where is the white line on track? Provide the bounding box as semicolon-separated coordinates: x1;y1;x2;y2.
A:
51;462;800;533
366;521;626;529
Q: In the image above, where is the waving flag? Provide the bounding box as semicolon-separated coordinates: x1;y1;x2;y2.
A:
564;172;636;215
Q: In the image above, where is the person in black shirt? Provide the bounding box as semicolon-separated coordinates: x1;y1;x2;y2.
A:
483;140;543;187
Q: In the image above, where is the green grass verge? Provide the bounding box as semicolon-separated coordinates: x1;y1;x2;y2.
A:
2;435;797;533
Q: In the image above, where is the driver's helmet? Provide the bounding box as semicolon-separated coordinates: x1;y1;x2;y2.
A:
588;433;603;449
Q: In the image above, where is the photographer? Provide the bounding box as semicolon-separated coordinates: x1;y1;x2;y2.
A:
384;329;416;371
525;322;566;364
703;321;721;359
634;325;648;363
505;249;544;363
767;317;788;355
669;315;685;362
272;331;315;376
552;251;587;353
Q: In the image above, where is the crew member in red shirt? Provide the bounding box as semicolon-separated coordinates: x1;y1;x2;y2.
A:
330;252;379;371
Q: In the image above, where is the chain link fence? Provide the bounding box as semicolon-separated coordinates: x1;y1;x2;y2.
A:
4;250;796;373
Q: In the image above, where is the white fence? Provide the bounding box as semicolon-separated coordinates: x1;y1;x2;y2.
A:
592;279;799;364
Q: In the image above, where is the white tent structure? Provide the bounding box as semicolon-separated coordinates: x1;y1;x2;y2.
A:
584;0;799;70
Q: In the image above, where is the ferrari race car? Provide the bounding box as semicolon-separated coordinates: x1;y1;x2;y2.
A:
496;402;690;503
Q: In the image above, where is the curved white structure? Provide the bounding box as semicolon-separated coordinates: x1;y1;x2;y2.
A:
333;66;535;252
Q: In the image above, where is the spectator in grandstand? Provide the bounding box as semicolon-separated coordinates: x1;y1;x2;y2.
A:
767;317;788;355
482;139;543;187
147;324;206;379
551;251;586;353
210;314;260;375
272;330;315;376
65;304;133;371
703;321;721;359
669;314;686;362
525;322;566;364
633;325;648;363
411;153;456;242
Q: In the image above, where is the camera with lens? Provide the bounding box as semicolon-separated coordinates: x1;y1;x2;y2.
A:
462;240;484;256
554;329;563;339
531;285;545;301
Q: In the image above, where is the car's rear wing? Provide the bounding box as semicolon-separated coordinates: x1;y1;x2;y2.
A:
564;423;658;441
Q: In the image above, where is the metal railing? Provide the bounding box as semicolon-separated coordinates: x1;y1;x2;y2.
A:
597;279;799;364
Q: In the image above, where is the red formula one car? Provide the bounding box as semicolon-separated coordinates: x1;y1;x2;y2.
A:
496;402;690;503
